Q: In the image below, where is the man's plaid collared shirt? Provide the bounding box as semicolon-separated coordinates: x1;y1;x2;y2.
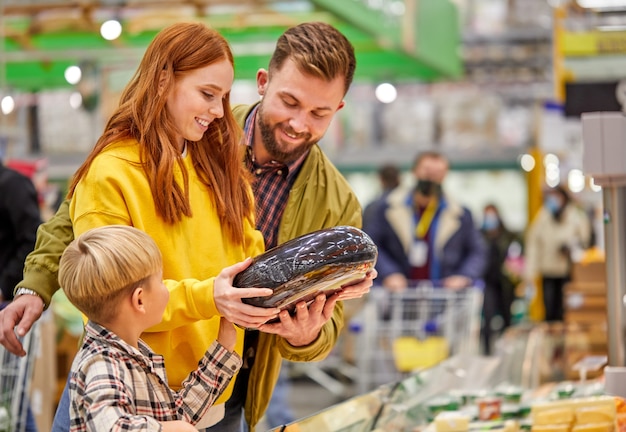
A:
243;105;308;249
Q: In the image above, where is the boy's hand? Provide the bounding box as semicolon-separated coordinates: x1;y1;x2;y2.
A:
217;316;237;352
161;420;197;431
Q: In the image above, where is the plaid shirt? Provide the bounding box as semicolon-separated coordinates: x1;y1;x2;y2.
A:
69;321;242;431
243;105;307;249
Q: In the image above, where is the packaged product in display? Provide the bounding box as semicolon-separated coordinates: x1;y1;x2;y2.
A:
233;226;378;314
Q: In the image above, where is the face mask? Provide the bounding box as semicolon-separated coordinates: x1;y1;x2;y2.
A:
545;195;562;215
483;213;499;231
415;179;442;197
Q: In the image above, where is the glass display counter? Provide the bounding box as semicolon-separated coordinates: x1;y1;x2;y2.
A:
267;321;610;432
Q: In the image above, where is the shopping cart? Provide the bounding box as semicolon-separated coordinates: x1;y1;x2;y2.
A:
351;282;483;394
0;319;40;432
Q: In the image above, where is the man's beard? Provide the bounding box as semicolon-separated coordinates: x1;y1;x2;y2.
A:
257;102;315;164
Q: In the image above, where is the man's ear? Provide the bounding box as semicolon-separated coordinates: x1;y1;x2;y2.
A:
131;287;146;314
256;69;269;97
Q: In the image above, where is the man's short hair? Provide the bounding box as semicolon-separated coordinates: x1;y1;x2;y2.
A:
59;225;162;324
412;150;449;171
269;21;356;95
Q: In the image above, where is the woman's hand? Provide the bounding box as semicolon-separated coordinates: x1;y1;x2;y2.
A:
213;258;280;329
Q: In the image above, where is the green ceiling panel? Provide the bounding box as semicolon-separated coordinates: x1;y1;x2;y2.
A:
31;32;105;50
6;60;74;90
310;0;462;78
1;5;461;92
415;0;462;78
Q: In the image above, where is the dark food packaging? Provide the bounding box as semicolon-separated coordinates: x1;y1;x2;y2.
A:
233;226;378;314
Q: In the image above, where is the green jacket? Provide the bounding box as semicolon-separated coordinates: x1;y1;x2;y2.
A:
17;103;362;430
233;104;362;429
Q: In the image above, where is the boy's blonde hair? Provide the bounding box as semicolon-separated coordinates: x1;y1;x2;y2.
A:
59;225;163;324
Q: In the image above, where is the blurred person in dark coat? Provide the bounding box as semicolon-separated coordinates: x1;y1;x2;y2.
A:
364;151;486;291
0;159;41;431
479;203;523;355
0;161;41;305
362;163;401;227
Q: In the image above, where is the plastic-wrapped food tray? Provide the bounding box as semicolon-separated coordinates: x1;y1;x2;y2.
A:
233;226;378;313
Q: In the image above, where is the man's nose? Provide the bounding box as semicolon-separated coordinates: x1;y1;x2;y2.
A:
287;111;307;134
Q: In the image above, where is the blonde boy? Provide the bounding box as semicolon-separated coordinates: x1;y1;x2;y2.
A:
59;225;242;432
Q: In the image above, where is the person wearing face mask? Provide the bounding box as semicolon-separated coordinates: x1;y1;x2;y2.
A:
480;204;523;355
524;185;591;322
363;151;487;292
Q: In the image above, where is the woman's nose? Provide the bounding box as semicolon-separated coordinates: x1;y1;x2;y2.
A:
210;101;224;119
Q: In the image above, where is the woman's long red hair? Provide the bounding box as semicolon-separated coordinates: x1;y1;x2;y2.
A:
68;22;253;244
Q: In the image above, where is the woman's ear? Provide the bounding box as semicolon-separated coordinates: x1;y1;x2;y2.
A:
158;69;168;96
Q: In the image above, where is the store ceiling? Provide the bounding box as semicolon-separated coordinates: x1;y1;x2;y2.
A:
0;0;462;91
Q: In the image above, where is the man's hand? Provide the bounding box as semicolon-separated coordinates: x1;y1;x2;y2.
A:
0;294;45;356
335;269;377;301
258;293;338;347
213;258;280;329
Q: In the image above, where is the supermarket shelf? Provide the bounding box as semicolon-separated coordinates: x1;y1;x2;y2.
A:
331;146;525;173
462;28;552;44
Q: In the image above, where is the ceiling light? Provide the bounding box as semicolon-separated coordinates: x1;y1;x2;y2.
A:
69;92;83;110
577;0;626;9
567;169;585;193
519;154;536;172
1;96;15;115
100;19;122;41
375;83;397;104
597;24;626;31
543;153;559;167
64;66;82;85
545;163;561;188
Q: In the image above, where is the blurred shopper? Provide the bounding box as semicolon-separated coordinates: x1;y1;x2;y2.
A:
0;162;41;304
0;160;41;431
524;185;591;322
345;163;401;363
363;163;401;227
479;203;523;355
364;151;486;292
